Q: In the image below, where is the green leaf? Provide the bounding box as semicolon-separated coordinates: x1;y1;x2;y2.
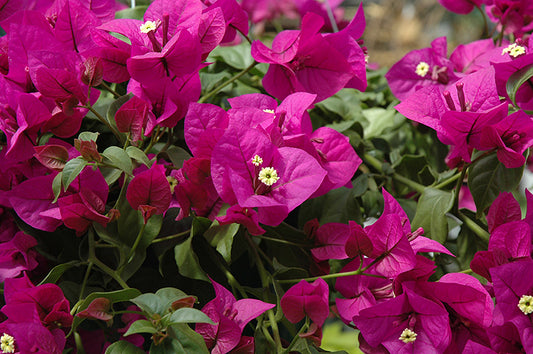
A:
127;146;152;167
166;324;209;354
208;43;253;70
115;6;148;20
362;108;400;139
124;319;158;336
71;288;142;334
52;172;62;203
62;157;87;190
102;146;133;175
468;153;524;216
100;166;123;185
411;188;454;244
174;218;211;282
132;288;189;317
165;146;192;169
105;340;146;354
506;63;533;107
107;94;132;136
167;308;214;325
78;131;100;142
38;261;79;285
203;222;240;263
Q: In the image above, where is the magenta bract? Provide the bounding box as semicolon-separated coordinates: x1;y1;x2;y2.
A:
280;278;329;326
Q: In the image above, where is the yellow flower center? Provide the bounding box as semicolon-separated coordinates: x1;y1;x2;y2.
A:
167;176;178;194
399;328;417;343
263;109;275;114
140;20;157;34
415;62;429;77
251;155;264;166
502;43;526;58
518;295;533;315
258;167;280;186
0;333;15;354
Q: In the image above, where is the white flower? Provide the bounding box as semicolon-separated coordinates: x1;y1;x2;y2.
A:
258;167;280;186
415;62;429;77
0;333;15;354
140;20;157;34
518;294;533;315
399;328;417;343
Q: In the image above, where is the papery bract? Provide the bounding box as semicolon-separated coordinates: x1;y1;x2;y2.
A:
280;278;329;327
196;278;274;354
127;163;171;223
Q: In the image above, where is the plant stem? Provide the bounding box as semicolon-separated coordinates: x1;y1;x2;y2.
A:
433;172;461;190
458;212;490;243
283;317;310;353
126;222;147;263
245;233;282;352
363;153;426;194
79;262;94;300
253;234;312;248
151;229;191;243
88;228;129;289
324;0;339;32
198;61;258;103
451;166;468;214
475;5;489;38
99;81;121;98
86;105;123;144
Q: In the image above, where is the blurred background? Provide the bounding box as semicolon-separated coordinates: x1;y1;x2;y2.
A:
347;0;485;67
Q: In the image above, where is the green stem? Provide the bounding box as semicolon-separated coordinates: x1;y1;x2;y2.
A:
283;317;310;353
224;269;248;299
459;212;490;243
151;229;191;244
79;262;94;300
363;153;426;194
99;81;121;98
126;222;147;263
245;233;282;352
88;229;129;289
144;126;161;154
324;0;339;32
451;166;468;214
475;5;489;38
433;172;461;190
86;105;123;144
253;234;312;248
198;61;258;103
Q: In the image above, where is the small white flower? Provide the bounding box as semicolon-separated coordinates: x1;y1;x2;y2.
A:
0;333;15;354
399;328;417;343
251;155;263;166
258;167;280;186
415;62;429;77
140;20;157;34
502;43;526;57
518;295;533;315
262;109;275;114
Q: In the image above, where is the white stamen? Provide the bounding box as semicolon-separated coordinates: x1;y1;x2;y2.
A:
0;333;15;354
258;167;280;186
399;328;417;343
263;109;275;114
518;295;533;315
415;62;429;77
140;20;157;34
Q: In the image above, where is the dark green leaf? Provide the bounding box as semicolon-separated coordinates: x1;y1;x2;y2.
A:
38;261;79;285
174;218;211;281
62;157;87;190
102;146;133;175
126;146;151;167
208;43;253;70
78;131;100;142
468;153;524;216
165;146;192;169
203;222;240;263
167;308;213;325
52;172;62;203
506;63;533;107
166;324;209;354
105;340;146;354
124;319;158;336
411;188;454;244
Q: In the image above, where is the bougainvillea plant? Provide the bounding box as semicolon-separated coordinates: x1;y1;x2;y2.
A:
0;0;533;352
